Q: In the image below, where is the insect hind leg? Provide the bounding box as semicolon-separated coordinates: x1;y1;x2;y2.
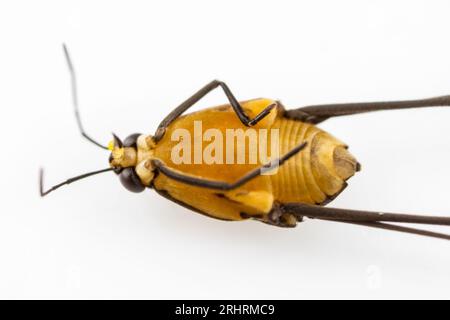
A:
280;203;450;240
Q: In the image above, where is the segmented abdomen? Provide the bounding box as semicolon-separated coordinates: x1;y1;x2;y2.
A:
270;117;359;205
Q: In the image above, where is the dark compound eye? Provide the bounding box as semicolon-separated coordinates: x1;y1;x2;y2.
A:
119;167;145;193
123;133;142;148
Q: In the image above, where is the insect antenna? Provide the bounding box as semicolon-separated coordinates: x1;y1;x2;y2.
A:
62;43;108;150
39;167;115;197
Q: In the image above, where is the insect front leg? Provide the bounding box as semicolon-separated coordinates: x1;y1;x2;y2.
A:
154;80;276;142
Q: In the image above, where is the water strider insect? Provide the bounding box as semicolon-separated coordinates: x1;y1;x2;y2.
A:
40;45;450;240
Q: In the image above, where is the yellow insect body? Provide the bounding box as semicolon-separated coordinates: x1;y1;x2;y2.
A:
42;47;450;239
134;99;359;223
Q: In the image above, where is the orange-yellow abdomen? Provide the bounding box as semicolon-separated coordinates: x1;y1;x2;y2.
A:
270;117;358;205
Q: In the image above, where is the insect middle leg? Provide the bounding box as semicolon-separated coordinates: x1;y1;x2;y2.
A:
154;80;276;142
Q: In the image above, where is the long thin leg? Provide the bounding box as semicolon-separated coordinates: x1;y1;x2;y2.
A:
286;95;450;124
152;142;307;190
325;220;450;241
281;203;450;226
154;80;276;142
280;203;450;240
62;44;108;150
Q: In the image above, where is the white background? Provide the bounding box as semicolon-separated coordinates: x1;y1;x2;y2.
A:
1;0;449;299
